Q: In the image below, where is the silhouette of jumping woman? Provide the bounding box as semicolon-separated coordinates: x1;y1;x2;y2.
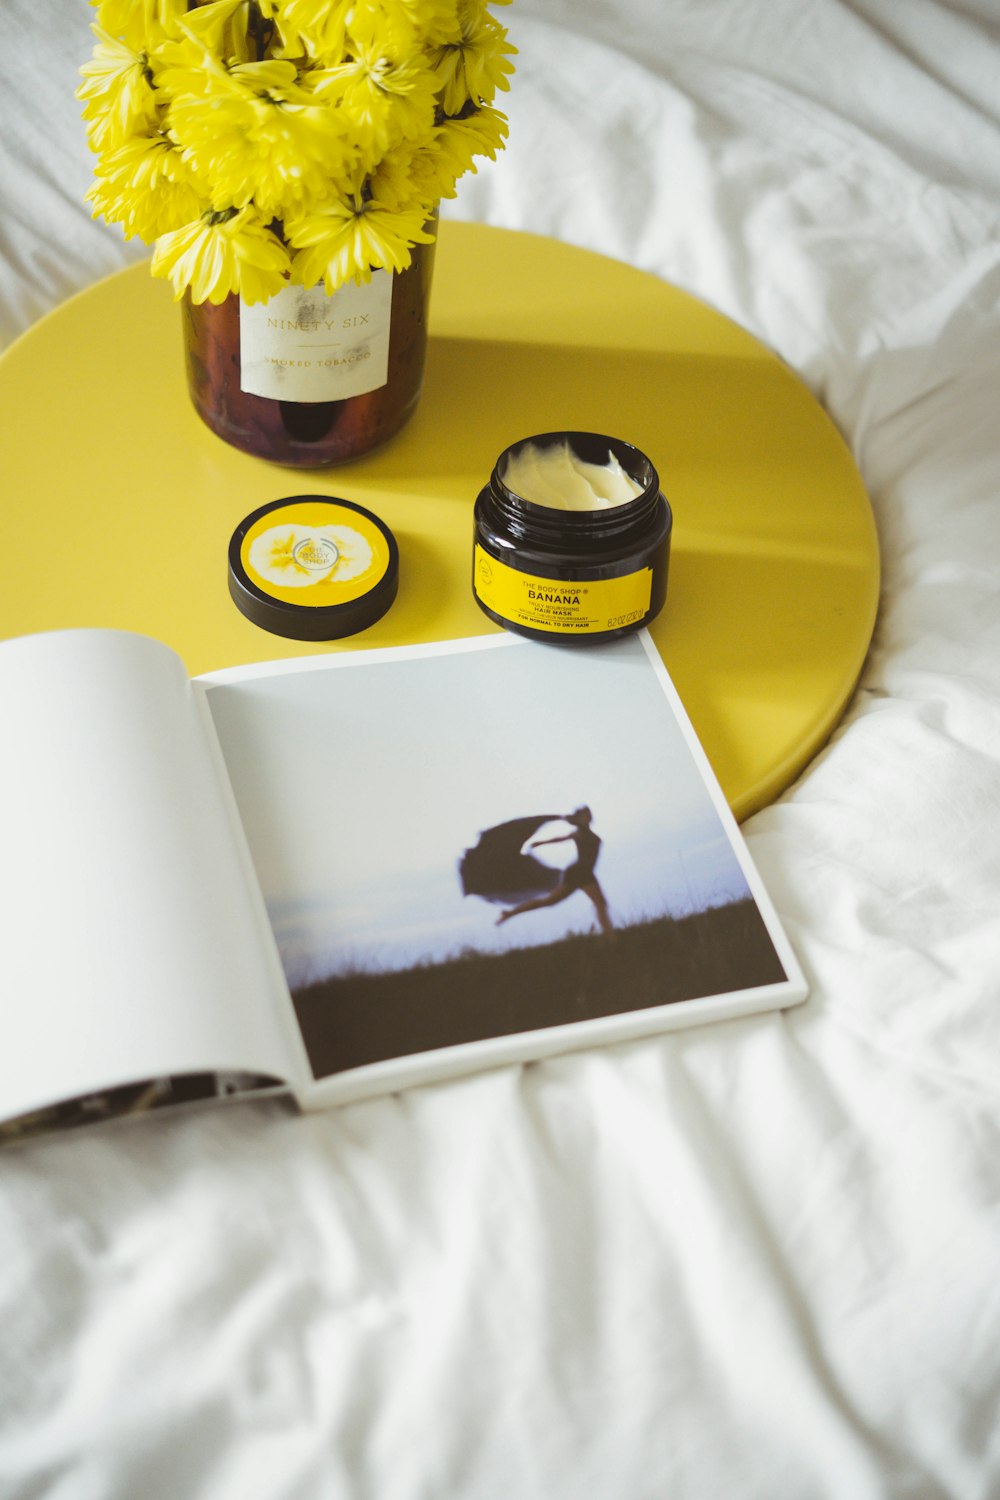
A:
495;807;613;935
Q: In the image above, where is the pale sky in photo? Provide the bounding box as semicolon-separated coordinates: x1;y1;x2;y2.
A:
206;635;752;986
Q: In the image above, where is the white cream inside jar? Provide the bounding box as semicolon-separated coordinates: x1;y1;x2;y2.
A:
501;439;644;511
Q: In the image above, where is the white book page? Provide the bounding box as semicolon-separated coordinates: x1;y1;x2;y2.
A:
0;629;306;1124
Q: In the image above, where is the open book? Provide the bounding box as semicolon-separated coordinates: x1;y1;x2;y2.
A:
0;628;806;1140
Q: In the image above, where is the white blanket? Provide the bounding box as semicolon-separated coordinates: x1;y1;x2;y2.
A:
2;2;1000;1495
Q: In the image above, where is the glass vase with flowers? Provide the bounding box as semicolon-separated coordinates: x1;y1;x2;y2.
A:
78;0;515;464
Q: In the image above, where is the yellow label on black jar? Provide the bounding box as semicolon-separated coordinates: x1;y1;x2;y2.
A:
474;545;652;635
241;500;391;608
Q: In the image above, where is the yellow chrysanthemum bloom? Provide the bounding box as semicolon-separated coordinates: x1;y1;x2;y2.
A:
390;0;465;47
77;26;161;151
91;0;187;53
151;207;292;304
154;31;262;109
87;134;206;239
81;0;515;301
433;103;508;189
149;35;216;102
168;60;356;217
155;2;289;91
366;141;441;212
274;0;353;61
177;0;282;65
333;0;454;54
285;189;436;292
308;11;440;155
429;8;515;114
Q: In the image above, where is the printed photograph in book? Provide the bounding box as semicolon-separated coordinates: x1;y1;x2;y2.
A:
204;635;790;1080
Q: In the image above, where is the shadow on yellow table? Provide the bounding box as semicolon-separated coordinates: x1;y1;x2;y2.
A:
0;221;878;818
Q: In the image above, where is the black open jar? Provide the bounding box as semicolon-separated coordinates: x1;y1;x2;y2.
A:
472;430;672;643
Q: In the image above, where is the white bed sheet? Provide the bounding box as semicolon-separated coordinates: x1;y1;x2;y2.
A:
2;2;1000;1496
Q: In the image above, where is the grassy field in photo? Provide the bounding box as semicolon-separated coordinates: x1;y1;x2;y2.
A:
294;898;787;1078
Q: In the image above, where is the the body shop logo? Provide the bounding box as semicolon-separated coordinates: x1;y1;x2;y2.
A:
293;536;340;573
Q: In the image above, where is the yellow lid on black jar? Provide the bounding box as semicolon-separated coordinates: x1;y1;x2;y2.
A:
229;495;398;640
472;431;671;643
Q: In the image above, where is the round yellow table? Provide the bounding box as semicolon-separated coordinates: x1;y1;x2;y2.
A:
0;221;878;819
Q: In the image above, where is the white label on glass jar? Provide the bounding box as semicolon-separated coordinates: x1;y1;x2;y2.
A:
239;274;393;402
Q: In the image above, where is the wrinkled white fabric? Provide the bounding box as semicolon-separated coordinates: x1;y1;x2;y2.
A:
2;2;1000;1497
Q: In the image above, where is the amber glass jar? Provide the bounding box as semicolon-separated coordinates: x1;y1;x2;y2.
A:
182;237;436;467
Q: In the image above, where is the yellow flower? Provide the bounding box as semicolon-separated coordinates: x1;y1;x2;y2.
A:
333;0;449;53
390;0;465;46
167;60;355;216
151;207;292;304
155;3;291;93
87;134;206;239
179;0;250;55
433;102;507;185
81;0;515;292
176;0;283;65
308;10;439;155
274;0;353;61
91;0;187;52
286;189;436;292
77;25;160;151
366;141;438;212
154;15;270;102
429;9;515;114
369;101;505;208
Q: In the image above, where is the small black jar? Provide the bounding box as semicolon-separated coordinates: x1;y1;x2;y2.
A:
472;430;672;643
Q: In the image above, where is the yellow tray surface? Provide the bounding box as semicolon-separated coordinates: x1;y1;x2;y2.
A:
0;222;878;819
